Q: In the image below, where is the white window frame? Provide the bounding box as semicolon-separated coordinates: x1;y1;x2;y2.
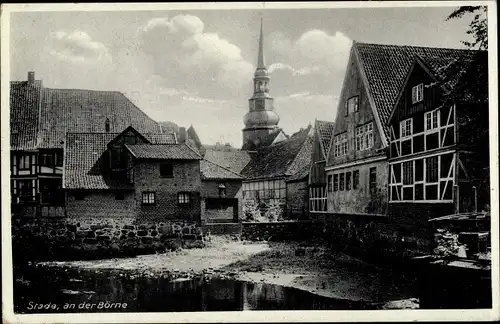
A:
400;118;413;138
309;186;328;213
411;83;424;104
425;109;440;132
355;122;374;151
142;191;156;205
334;133;348;157
177;192;190;204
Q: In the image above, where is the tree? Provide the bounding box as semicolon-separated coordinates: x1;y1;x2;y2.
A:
446;6;488;50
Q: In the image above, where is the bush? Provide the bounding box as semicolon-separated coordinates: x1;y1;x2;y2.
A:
264;201;283;222
243;199;262;222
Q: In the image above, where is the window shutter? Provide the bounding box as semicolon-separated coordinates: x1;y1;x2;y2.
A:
411;86;417;104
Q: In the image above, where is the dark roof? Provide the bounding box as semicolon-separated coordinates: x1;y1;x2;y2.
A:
315;120;335;158
203;149;252;174
37;88;164;149
64;132;132;190
241;128;286;151
286;162;311;182
125;144;202;160
355;42;478;140
200;159;243;180
10;81;42;151
241;126;312;180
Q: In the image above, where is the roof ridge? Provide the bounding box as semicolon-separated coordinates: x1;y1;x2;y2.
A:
355;41;481;52
44;87;122;93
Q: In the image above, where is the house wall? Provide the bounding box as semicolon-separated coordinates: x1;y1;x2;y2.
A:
201;180;242;223
309;130;326;185
66;190;136;219
326;53;385;166
133;160;202;222
326;159;388;215
286;180;309;219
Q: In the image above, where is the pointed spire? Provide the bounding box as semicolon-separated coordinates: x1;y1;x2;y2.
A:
257;17;265;69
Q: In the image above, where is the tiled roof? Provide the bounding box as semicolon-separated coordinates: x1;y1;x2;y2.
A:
125;144;202;160
315;120;334;158
10;81;42;151
200;159;243;180
287;162;311;182
37;88;163;149
146;133;177;144
241;128;286;151
64;132;132;190
241;125;312;180
355;42;478;140
203;149;252;174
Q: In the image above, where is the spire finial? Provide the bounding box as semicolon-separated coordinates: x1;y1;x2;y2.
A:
257;16;265;69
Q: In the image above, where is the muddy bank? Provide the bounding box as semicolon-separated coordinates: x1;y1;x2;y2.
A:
37;238;419;308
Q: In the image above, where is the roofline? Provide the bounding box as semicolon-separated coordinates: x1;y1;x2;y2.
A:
353;42;389;148
314;119;335;160
107;125;151;147
123;144;137;158
386;56;444;126
202;159;244;179
354;41;485;53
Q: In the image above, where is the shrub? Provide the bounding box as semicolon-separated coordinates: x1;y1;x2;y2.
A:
243;199;262;222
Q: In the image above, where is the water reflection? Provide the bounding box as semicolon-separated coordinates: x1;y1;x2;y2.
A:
14;267;374;313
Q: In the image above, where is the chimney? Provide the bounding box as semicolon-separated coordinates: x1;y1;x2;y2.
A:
27;71;35;85
178;127;187;144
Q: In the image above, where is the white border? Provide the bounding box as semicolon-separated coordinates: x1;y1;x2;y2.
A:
1;1;499;323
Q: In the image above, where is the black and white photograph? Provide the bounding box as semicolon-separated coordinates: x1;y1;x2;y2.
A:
1;1;498;323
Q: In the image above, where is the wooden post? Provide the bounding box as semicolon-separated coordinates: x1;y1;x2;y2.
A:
473;186;477;213
453;185;459;214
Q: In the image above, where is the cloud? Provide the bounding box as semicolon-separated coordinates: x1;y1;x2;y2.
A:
267;29;352;77
46;30;111;64
138;15;254;100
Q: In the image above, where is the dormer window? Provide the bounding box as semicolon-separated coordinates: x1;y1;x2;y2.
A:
105;118;110;133
411;83;424;104
344;96;359;116
218;183;227;197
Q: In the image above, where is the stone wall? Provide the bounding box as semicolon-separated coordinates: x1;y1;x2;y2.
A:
11;217;204;263
242;215;433;269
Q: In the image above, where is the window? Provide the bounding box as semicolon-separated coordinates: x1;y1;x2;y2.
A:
18;155;31;170
411;83;424;104
40;152;53;167
355;122;374;151
327;175;333;192
55;151;63;167
115;193;125;200
334;133;348;157
160;163;173;178
369;167;377;192
142;191;156;205
346;172;352;190
177;192;190;205
339;173;345;191
18;180;34;202
345;96;359;115
333;174;339;192
400;119;413;138
74;190;86;201
425;109;439;131
403;161;414;185
426;156;438;183
353;170;360;189
309;187;327;212
105;118;110;133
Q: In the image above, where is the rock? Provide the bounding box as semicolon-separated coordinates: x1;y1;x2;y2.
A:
66;224;77;232
137;230;148;237
127;232;136;238
150;230;158;237
123;225;135;230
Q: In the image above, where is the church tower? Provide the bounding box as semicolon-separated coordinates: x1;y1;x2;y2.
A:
242;18;280;150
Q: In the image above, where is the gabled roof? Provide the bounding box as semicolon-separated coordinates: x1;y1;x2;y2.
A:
125;144;202;160
354;42;477;144
10;80;43;151
64;132;132;190
200;159;243;180
36;87;164;149
203;149;252;174
315;120;335;159
240;125;312;180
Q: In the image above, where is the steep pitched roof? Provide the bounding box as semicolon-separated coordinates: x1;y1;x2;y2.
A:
241;125;312;180
315;120;335;159
125;144;202;160
354;42;477;143
37;88;163;149
203;149;252;174
10;81;43;151
200;159;243;180
64;132;132;190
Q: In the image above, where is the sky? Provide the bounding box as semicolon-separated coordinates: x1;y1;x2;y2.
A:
8;4;475;147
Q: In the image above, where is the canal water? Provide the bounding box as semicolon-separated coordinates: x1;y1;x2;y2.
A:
14;266;377;313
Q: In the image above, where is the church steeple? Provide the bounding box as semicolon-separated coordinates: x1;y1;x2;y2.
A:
242;17;280;150
257;17;266;70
